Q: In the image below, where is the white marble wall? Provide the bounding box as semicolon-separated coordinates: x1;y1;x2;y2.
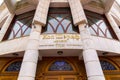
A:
0;37;29;55
0;35;120;55
91;36;120;54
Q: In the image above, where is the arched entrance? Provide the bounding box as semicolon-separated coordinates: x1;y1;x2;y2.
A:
36;57;86;80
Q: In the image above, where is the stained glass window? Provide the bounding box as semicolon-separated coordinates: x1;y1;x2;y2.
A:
6;11;35;40
49;61;73;71
42;8;78;34
100;60;117;70
5;61;22;71
85;11;116;39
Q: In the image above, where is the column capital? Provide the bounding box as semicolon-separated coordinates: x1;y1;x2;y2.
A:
78;23;91;40
31;23;42;33
78;23;88;31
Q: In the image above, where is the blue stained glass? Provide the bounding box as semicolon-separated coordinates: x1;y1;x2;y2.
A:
49;61;73;71
5;61;22;71
100;60;117;70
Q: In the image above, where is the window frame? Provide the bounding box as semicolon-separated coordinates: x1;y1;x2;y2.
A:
48;60;74;71
100;58;119;72
85;10;118;40
2;59;22;73
2;10;35;41
42;8;79;34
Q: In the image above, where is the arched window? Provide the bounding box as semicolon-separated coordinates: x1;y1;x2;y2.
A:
100;60;117;70
49;61;73;71
85;10;117;39
4;11;35;40
42;8;78;34
5;61;22;71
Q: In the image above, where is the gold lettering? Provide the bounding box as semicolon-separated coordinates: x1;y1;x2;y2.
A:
43;35;54;39
42;34;80;40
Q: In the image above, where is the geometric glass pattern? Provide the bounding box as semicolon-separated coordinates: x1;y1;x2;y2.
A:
5;61;22;71
8;11;35;39
86;11;113;39
43;8;78;34
100;60;117;70
49;61;73;71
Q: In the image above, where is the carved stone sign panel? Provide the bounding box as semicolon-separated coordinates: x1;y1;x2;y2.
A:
39;34;83;49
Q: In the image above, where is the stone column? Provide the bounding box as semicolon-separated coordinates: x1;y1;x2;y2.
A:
68;0;105;79
18;24;42;80
105;13;120;40
79;24;105;80
18;0;50;80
